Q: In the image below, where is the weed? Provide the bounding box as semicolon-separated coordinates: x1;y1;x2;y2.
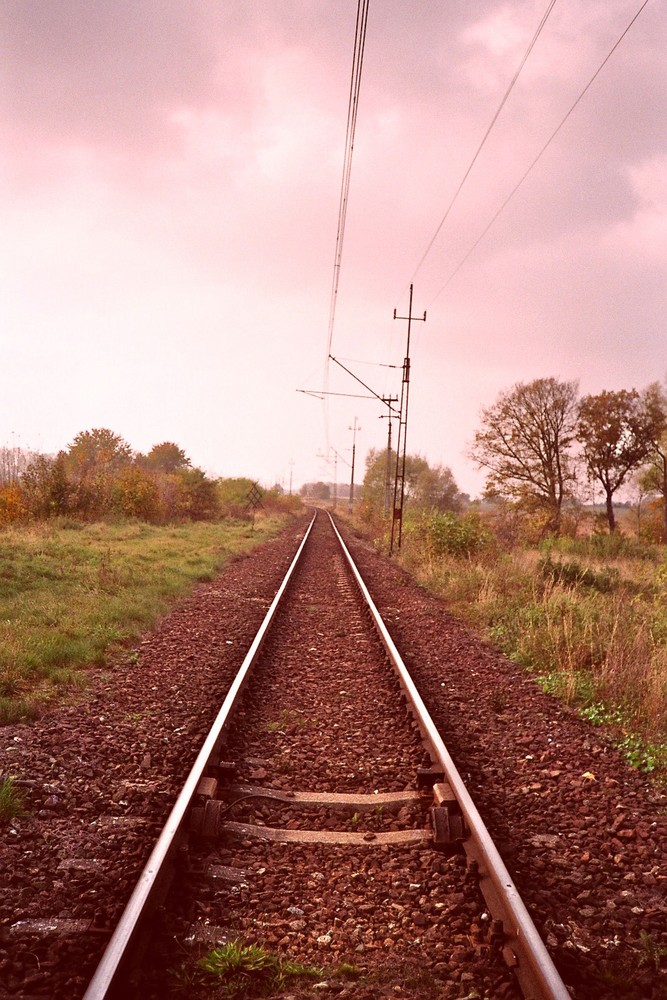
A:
266;709;310;733
618;734;664;774
578;702;623;727
0;696;38;726
186;940;322;997
350;811;361;827
489;687;507;713
0;675;22;698
334;961;364;980
0;777;26;822
638;930;667;971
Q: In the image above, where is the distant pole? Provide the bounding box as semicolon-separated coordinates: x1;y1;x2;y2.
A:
383;409;394;517
390;284;426;553
289;459;294;496
379;404;397;517
333;450;338;509
348;417;360;513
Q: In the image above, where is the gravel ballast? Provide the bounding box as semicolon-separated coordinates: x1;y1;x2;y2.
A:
0;510;664;999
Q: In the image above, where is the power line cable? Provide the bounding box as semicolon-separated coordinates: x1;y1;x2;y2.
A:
404;0;558;296
321;0;370;455
428;0;650;306
325;0;370;364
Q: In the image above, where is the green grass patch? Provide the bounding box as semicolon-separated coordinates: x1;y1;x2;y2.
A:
0;514;294;723
0;777;26;822
176;940;322;997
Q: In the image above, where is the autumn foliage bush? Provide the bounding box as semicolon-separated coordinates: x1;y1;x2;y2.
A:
0;485;23;526
0;430;304;528
0;430;274;526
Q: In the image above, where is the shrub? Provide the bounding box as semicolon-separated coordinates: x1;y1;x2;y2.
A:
111;467;161;521
538;554;619;593
0;485;24;526
417;511;490;558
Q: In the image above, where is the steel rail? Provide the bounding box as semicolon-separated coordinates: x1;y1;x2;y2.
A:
83;513;317;1000
329;513;571;1000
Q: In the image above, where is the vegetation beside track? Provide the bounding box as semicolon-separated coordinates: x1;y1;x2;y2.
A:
350;508;667;776
0;511;299;726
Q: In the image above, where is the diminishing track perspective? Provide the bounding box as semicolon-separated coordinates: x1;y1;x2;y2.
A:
83;511;570;999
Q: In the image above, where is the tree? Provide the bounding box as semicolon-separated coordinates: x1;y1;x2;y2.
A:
0;445;32;486
21;453;71;518
65;428;133;480
469;378;579;534
141;441;191;474
411;460;466;512
577;387;665;532
362;449;465;518
174;467;220;520
111;467;161;521
64;428;133;517
300;482;330;500
636;383;667;540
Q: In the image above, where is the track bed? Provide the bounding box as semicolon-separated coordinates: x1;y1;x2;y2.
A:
0;512;664;999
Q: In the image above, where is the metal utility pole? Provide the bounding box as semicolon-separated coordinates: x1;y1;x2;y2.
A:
390;284;426;553
380;401;399;517
348;417;361;513
333;449;338;509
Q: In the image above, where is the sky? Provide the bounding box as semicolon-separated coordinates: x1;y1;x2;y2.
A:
1;0;665;498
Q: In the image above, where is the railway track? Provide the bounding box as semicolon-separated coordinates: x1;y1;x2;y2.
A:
82;511;571;1000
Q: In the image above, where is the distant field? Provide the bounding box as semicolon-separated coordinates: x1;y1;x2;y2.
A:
0;514;294;725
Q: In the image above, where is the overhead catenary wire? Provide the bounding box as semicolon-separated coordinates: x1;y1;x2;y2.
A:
403;0;558;297
325;0;370;366
320;0;370;457
428;0;651;307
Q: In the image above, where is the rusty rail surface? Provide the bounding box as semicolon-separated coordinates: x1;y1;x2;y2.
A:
84;510;570;1000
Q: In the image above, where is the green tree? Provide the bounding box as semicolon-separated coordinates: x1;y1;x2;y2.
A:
174;468;220;520
636;383;667;541
21;453;71;518
141;441;191;474
362;449;464;519
577;387;665;533
111;467;161;521
64;429;133;516
411;459;466;512
300;482;331;500
65;428;133;480
469;378;579;535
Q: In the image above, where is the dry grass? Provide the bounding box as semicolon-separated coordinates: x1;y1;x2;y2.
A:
396;523;666;773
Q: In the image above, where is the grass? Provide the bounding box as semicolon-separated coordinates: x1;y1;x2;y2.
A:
174;940;322;997
173;943;451;998
392;520;667;775
0;513;295;724
265;708;311;733
0;776;26;822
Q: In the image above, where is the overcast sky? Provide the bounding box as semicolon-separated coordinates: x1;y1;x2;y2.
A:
1;0;664;497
